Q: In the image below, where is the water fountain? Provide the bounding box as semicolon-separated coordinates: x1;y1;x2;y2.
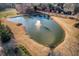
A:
7;13;65;55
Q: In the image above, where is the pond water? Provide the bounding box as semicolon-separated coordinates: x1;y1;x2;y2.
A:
7;15;65;47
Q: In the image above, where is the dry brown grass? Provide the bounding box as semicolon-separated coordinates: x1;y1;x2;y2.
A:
51;16;79;56
3;19;50;56
0;8;17;18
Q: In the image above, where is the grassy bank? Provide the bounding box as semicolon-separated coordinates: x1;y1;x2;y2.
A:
0;8;17;18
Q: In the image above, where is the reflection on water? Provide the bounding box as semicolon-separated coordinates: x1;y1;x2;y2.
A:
8;15;65;47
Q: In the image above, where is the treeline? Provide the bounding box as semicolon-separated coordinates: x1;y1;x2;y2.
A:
0;3;15;11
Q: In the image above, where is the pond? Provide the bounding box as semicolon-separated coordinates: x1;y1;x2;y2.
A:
7;14;65;48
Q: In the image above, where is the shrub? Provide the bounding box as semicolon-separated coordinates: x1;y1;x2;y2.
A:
0;29;11;43
74;23;79;28
14;45;31;56
0;23;11;43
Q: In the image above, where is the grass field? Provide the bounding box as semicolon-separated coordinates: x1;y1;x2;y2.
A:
0;8;17;18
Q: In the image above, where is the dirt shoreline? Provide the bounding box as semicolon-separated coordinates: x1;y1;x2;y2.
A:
51;16;79;56
0;11;79;55
1;19;50;56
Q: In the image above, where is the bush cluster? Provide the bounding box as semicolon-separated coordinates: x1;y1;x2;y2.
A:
0;23;11;43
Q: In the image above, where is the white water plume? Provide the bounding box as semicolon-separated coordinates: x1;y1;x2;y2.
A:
35;20;42;30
